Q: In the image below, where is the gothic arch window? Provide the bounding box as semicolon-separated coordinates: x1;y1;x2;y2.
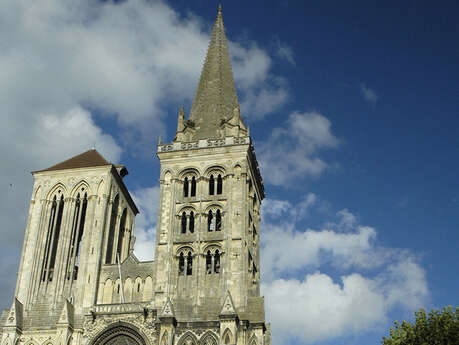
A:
42;189;65;282
183;177;189;197
105;194;119;264
217;174;223;194
204;247;222;275
189;211;195;233
249;335;258;345
214;250;220;273
90;325;146;345
161;331;168;345
182;171;198;198
186;252;193;275
179;209;196;234
207;210;214;231
177;332;198;345
177;248;194;276
66;190;88;281
181;212;187;234
191;176;196;197
178;252;185;275
206;251;212;274
207;206;223;232
209;174;215;195
216;210;222;231
222;329;233;345
200;331;218;345
116;208;127;261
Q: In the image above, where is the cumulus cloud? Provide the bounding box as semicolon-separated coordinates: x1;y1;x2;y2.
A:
131;186;160;261
360;83;378;104
259;111;339;186
231;42;289;119
260;205;429;344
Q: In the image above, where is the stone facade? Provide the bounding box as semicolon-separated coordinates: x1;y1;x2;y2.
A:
0;6;270;345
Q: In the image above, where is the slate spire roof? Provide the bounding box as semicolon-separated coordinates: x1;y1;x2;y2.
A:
34;149;110;173
188;5;240;140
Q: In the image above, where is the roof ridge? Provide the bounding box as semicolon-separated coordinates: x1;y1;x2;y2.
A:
34;149;111;173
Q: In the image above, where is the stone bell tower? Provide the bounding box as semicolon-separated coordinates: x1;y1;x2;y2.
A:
154;5;269;345
0;6;271;345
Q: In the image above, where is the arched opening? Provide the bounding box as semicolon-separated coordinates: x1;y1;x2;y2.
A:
42;194;65;282
66;192;88;280
208;210;214;231
181;212;187;234
217;174;223;194
116;208;127;261
191;176;196;197
209;174;215;195
186;252;193;275
206;251;212;274
183;177;189;197
216;209;222;231
105;194;119;264
214;250;220;274
91;325;146;345
178;253;185;275
189;211;194;233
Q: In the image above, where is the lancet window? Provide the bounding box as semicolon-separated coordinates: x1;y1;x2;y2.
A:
105;194;119;264
66;190;88;281
42;191;65;282
116;208;127;260
217;174;223;194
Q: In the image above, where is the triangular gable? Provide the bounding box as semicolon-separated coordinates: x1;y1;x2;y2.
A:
220;290;237;316
159;298;175;318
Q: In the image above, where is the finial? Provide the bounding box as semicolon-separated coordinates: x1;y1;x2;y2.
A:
179;104;185;118
218;4;222;14
158;136;162;145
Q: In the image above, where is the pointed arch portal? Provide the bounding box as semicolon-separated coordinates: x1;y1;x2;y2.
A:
92;325;146;345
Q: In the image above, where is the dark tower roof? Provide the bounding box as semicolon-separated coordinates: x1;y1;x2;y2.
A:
34;149;110;173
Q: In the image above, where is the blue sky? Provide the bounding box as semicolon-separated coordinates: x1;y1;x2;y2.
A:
0;1;458;344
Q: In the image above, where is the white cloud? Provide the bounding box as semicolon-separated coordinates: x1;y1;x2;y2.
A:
131;186;160;261
262;273;387;343
360;83;378;104
260;205;429;344
259;111;339;186
0;0;288;308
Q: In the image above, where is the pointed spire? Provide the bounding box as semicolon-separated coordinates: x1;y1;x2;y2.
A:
188;5;240;140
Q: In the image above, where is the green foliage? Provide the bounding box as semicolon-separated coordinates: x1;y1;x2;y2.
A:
382;306;459;345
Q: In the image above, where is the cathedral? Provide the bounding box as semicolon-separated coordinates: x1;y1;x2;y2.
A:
0;6;270;345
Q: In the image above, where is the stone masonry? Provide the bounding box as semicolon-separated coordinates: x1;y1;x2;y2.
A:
0;6;270;345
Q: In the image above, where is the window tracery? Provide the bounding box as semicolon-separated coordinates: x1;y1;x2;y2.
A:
177;248;194;276
207;206;223;232
179;208;196;234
